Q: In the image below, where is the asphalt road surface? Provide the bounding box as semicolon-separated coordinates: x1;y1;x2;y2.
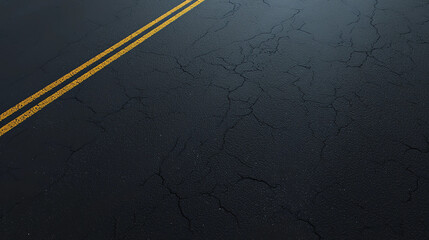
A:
1;0;429;239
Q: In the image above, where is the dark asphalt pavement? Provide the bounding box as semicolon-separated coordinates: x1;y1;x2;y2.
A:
1;0;429;239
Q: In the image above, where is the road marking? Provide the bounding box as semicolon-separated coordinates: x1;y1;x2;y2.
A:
0;0;205;137
0;0;194;123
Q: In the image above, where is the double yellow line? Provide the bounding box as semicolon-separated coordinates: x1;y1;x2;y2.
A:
0;0;205;137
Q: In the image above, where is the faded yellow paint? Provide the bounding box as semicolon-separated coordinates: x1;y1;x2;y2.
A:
0;0;194;123
0;0;205;137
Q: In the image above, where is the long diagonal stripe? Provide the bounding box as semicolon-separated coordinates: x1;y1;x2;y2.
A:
0;0;194;123
0;0;205;137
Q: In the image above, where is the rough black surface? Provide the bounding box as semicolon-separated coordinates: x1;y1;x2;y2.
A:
1;0;429;239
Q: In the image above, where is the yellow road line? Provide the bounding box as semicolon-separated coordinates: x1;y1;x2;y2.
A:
0;0;205;137
0;0;194;123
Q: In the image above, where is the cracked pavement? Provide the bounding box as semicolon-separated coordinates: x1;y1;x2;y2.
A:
1;0;429;238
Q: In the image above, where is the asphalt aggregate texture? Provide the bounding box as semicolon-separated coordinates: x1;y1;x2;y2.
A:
1;0;429;239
